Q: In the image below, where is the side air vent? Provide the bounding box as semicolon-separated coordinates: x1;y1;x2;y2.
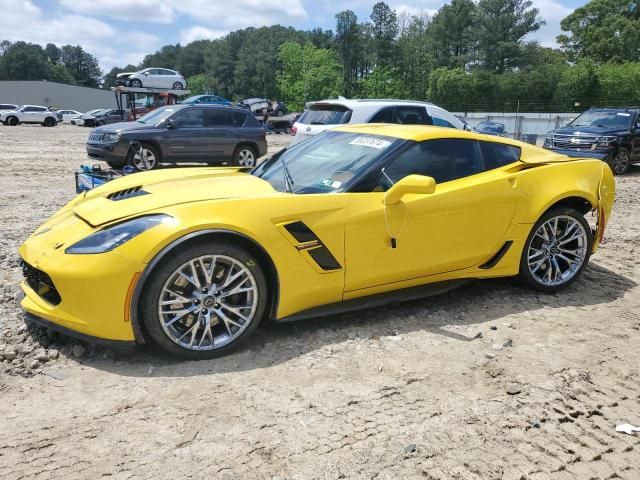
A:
283;221;342;271
106;186;148;201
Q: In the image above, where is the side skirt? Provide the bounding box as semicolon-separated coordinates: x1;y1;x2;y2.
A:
278;279;471;323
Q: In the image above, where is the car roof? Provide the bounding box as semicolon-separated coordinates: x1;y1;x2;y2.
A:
171;104;248;112
309;98;435;109
333;123;519;143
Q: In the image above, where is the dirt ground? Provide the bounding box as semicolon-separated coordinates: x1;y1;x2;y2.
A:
0;124;639;479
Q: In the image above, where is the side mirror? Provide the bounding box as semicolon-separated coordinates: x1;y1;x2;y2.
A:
384;174;436;205
143;72;149;76
166;118;177;129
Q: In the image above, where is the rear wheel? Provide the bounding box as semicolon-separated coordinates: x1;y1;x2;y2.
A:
127;143;159;171
232;145;257;167
172;81;183;90
519;207;592;292
609;148;630;175
140;241;268;360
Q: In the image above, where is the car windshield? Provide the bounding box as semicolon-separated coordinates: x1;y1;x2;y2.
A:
476;122;504;133
297;104;352;125
137;106;178;124
253;131;400;194
570;111;633;129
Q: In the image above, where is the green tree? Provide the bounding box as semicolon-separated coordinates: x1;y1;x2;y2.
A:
370;2;398;67
45;43;61;64
396;12;434;98
176;40;209;78
60;45;102;87
476;0;544;72
187;73;218;95
426;67;473;110
140;44;182;70
558;0;640;63
428;0;477;68
335;10;360;96
276;42;342;110
554;60;600;109
0;41;51;80
102;65;137;89
360;66;408;98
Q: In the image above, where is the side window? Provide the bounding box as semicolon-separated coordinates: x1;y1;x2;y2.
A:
394;106;428;125
24;107;35;112
204;109;229;126
232;111;247;127
479;141;520;170
369;107;394;123
161;69;174;75
175;109;204;128
381;139;484;187
431;116;455;128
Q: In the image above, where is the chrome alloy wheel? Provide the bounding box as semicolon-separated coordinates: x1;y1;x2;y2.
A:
612;150;629;175
158;255;258;351
527;215;588;287
236;149;255;167
133;148;156;170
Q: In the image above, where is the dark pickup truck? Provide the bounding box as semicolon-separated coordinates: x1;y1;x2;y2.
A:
543;107;640;175
86;104;267;170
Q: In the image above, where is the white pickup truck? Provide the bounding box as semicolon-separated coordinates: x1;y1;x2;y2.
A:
1;105;61;127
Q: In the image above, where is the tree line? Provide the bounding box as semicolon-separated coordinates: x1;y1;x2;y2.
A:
1;0;639;111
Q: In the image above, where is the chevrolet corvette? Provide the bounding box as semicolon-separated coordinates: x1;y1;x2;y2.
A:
19;125;615;359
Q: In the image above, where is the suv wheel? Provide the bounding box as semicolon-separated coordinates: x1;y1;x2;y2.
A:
43;117;56;127
6;116;18;126
128;143;159;171
610;148;630;175
276;110;284;117
232;145;257;167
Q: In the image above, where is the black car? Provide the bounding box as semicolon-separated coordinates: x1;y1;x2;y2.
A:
83;109;128;127
474;121;506;136
86;105;268;170
544;107;640;175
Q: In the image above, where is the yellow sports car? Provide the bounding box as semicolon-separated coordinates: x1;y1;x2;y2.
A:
19;125;615;359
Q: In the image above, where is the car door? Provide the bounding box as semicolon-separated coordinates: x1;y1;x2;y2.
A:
204;109;236;162
23;106;43;123
164;108;209;161
630;112;640;162
344;138;517;293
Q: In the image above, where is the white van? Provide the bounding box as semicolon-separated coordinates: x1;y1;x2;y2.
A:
291;99;467;145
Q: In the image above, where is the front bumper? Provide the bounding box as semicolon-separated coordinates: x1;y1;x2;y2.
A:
19;219;145;342
86;141;128;165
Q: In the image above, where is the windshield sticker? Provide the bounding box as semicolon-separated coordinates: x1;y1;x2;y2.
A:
320;179;343;188
617;113;631;116
349;137;392;149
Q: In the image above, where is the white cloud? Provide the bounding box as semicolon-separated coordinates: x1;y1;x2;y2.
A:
180;26;229;44
167;0;308;30
58;0;175;24
526;0;574;47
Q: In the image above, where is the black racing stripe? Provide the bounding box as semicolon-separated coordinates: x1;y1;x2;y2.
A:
284;221;317;243
307;246;342;271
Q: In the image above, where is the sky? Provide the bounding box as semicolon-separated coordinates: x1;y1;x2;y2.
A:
1;0;584;72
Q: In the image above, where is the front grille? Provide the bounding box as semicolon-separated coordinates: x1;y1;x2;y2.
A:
552;134;599;150
88;132;104;142
20;259;61;305
106;186;148;201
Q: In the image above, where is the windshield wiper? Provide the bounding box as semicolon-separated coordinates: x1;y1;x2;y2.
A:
281;154;295;193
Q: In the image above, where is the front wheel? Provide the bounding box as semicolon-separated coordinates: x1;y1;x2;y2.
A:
232;145;257;167
127;143;159;171
519;207;592;292
6;116;18;126
140;241;268;359
609;148;630;175
43;117;57;127
130;79;142;88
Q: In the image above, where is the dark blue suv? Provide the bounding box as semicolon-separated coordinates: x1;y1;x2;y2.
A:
86;105;267;170
543;107;640;175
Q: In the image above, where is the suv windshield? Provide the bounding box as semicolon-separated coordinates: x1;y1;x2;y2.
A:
137;106;178;124
298;104;352;125
253;131;400;194
570;110;633;130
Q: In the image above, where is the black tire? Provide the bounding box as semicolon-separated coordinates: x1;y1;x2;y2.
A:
127;142;160;171
284;126;291;134
609;147;630;175
519;207;593;293
6;116;18;126
232;145;257;167
172;81;183;90
276;109;284;117
130;78;143;88
140;240;268;360
106;161;124;169
43;117;56;127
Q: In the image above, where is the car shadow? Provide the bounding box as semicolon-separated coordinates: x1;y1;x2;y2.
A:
42;261;633;379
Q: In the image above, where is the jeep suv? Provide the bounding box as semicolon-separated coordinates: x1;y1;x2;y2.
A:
86;104;267;170
291;99;467;145
543;107;640;175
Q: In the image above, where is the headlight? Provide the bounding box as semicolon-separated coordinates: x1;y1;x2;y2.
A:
596;136;616;148
104;133;120;143
65;215;170;254
543;134;552;147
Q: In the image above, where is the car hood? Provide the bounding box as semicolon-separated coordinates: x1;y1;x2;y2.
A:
116;72;135;78
551;125;627;136
93;121;152;133
71;168;277;226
